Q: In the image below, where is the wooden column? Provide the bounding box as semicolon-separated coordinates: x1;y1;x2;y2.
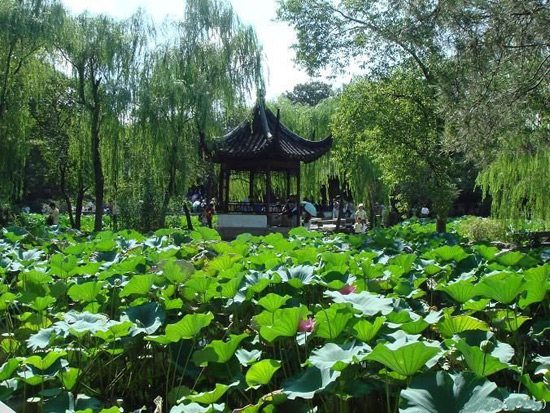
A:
218;165;224;212
266;161;272;219
296;163;301;226
224;169;230;212
286;170;291;200
249;170;255;199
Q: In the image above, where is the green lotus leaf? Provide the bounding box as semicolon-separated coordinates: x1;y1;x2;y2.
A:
190;226;221;241
367;341;441;377
308;341;371;371
68;281;104;303
496;251;525;267
30;295;56;312
324;290;393;316
94;321;133;341
44;392;102;413
314;303;354;340
257;293;292;312
206;255;243;275
259;306;309;342
501;392;544;411
520;265;550;308
27;327;58;350
400;371;504;413
162;312;214;342
121;302;165;336
235;349;262;366
58;367;80;391
456;341;516;377
389;253;417;273
170;402;225;413
520;375;550;402
475;272;525;304
192;333;248;366
486;310;531;333
0;359;20;381
186;381;237;404
462;299;491;312
278;265;316;288
246;359;281;388
437;279;477;303
437;315;490;338
49;253;78;277
291;248;319;265
352;317;386;343
426;245;469;263
62;311;113;337
283;367;341;400
120;274;156;297
24;351;66;370
475;245;500;261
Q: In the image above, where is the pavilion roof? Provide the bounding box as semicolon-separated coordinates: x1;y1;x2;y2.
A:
213;100;332;164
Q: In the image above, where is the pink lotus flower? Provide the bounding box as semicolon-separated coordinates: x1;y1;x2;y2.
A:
298;317;315;333
339;285;356;295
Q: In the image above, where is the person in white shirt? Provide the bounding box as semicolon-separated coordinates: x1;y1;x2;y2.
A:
47;202;60;225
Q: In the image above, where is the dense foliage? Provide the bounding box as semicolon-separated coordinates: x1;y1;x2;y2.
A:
1;221;550;411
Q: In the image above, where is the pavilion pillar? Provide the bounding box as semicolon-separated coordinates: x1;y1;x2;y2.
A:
296;163;301;226
249;170;255;199
218;165;224;212
286;170;291;200
266;161;272;220
224;169;230;212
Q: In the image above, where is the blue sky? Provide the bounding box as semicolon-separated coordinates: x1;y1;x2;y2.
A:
60;0;320;98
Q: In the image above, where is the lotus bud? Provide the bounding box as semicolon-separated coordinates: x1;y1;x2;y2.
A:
298;317;314;333
480;340;495;353
339;285;356;295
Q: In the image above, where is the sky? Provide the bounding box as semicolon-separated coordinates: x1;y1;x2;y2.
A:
60;0;333;99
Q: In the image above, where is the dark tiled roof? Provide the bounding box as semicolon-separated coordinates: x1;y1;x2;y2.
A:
213;101;332;164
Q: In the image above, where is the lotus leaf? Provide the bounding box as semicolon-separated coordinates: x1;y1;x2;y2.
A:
308;341;371;371
283;367;341;400
367;340;441;376
192;333;248;365
475;272;525;304
119;274;156;297
456;341;516;377
246;359;281;387
438;315;489;337
324;290;393;316
314;303;354;340
121;302;165;335
400;371;504;413
186;382;237;404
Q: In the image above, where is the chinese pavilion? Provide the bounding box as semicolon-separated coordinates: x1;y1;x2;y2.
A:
212;98;332;237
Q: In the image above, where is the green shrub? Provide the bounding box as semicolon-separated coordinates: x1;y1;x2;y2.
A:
456;216;507;243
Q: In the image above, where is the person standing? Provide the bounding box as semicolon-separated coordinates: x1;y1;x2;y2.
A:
355;203;368;232
47;202;60;226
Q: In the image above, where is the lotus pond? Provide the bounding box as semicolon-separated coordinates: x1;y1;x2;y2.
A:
1;221;550;412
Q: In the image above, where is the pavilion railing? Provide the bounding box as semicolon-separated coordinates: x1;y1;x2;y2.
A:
223;202;284;214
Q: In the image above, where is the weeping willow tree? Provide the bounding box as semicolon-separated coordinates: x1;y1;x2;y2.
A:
477;106;550;226
57;10;149;231
332;68;459;229
120;0;263;229
0;0;63;202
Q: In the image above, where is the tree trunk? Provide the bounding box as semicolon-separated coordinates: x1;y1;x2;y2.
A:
74;180;86;230
59;165;74;228
436;217;447;233
183;202;193;230
90;77;104;232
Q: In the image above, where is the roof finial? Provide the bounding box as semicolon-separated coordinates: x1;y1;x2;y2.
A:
257;88;266;105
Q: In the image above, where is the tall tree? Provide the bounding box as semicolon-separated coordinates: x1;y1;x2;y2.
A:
333;67;457;224
0;0;63;201
57;11;147;231
284;80;333;106
128;0;263;229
